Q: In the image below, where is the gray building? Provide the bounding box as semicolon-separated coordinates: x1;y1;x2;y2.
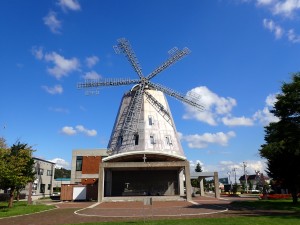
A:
24;157;55;200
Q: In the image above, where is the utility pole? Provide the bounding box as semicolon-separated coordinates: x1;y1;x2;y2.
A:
227;171;232;193
243;162;248;193
232;168;237;185
227;171;231;185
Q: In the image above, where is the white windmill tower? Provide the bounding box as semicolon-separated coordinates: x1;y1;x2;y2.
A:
77;38;204;201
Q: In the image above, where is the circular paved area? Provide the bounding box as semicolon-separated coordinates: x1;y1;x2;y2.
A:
75;198;228;218
0;196;257;225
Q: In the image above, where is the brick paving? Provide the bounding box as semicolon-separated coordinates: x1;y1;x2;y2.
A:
0;196;274;225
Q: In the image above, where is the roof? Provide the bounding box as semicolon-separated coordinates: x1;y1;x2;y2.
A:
102;151;186;162
239;174;269;181
33;157;55;164
190;172;216;179
55;178;71;181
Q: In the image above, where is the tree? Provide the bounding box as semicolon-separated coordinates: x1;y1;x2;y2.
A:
195;162;203;172
259;73;300;204
0;137;7;149
54;167;71;179
0;141;35;208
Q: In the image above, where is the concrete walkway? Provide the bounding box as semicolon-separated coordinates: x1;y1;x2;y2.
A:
0;196;251;225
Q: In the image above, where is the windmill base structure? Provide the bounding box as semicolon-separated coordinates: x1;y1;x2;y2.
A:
77;38;218;202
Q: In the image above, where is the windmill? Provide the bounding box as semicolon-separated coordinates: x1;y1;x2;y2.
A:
77;38;204;200
78;38;203;158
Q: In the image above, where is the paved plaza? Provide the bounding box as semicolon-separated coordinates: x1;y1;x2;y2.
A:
0;196;263;225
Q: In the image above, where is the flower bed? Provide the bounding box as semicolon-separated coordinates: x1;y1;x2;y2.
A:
260;194;292;200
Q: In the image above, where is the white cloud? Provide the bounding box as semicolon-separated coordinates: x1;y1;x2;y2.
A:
58;0;81;11
183;86;253;126
262;19;300;43
85;56;99;68
43;11;62;34
273;0;300;17
83;71;101;80
257;0;276;6
253;93;279;125
240;1;300;44
263;18;284;39
184;86;236;125
216;160;268;180
181;131;236;149
42;84;63;94
189;160;206;171
61;125;97;136
31;46;44;60
44;52;80;79
75;125;97;136
265;93;278;106
287;29;300;43
253;106;279;125
61;126;77;135
246;160;267;173
50;158;70;169
222;116;254;126
255;0;300;17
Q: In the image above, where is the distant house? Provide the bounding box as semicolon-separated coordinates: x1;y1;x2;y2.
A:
22;157;55;200
239;173;270;191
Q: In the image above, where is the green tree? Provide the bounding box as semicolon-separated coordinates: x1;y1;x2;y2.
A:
0;141;35;208
195;162;203;172
54;167;71;179
259;73;300;204
191;179;199;187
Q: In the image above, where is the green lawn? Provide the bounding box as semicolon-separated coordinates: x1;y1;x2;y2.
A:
65;216;300;225
0;201;55;218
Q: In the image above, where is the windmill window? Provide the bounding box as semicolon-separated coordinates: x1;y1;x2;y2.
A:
165;136;172;145
150;135;155;144
148;116;153;126
134;134;139;145
117;136;123;146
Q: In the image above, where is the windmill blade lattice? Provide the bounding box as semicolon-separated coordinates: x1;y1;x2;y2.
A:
77;38;204;154
147;81;204;111
114;38;144;79
146;47;190;80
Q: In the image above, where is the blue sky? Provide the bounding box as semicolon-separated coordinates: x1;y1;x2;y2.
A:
1;0;300;180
